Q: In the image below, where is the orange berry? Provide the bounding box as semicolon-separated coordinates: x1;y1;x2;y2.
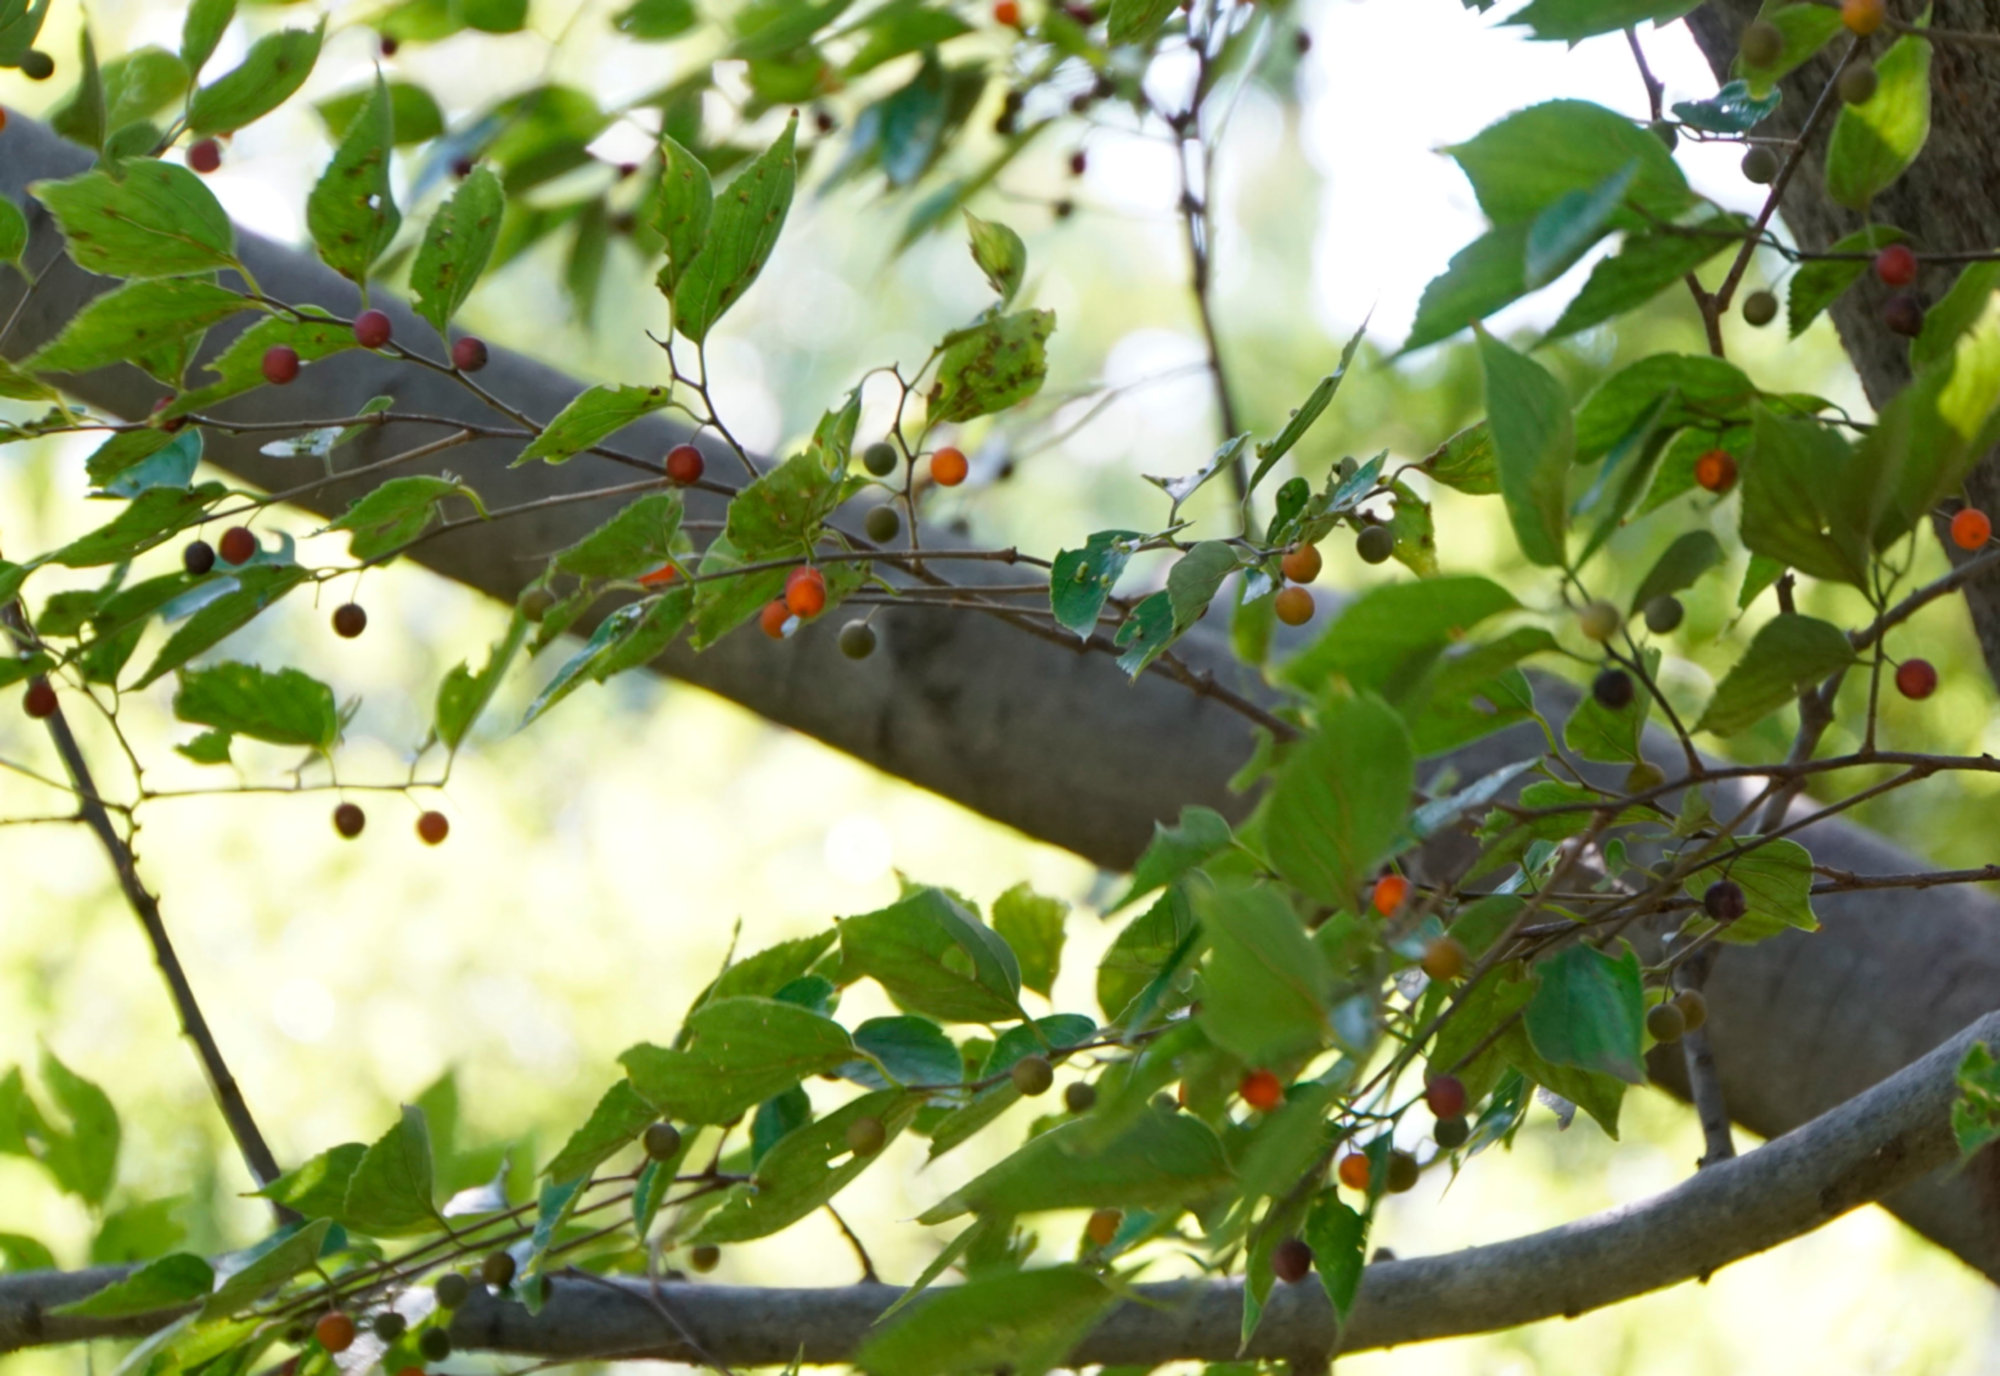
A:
759;600;791;639
314;1313;356;1354
1421;936;1467;982
1337;1153;1371;1192
1371;874;1409;914
785;567;827;618
1694;449;1737;494
1280;544;1322;584
993;0;1021;24
666;444;705;485
638;563;679;587
1951;507;1992;551
930;446;969;487
1239;1068;1284;1112
1273;585;1314;625
1085;1207;1121;1247
1841;0;1884;34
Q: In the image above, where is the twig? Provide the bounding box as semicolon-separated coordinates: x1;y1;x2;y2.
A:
823;1206;879;1284
1675;947;1735;1168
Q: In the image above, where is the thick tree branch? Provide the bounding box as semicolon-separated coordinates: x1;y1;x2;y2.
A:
3;1012;1990;1363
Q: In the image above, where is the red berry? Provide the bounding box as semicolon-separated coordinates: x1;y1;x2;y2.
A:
1895;657;1938;700
1951;508;1992;551
1068;149;1087;176
1694;449;1738;494
23;678;57;720
1424;1075;1467;1121
1337;1153;1371;1192
452;156;476;179
1884;293;1926;338
218;526;257;565
666;443;705;485
1239;1068;1284;1112
930;446;969;487
1271;1237;1314;1285
187;138;221;174
332;603;367;638
785;567;827;618
1874;244;1918;288
149;395;188;432
759;600;791;639
379;33;399;55
417;811;449;845
993;0;1021;24
261;346;300;385
1273;585;1315;625
1085;1207;1121;1247
314;1313;356;1353
333;803;366;839
353;310;393;349
1371;873;1409;914
451;336;489;372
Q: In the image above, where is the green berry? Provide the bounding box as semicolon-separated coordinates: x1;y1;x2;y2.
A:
864;504;901;542
1742;290;1778;327
18;49;54;80
643;1121;683;1161
838;620;877;660
1741;146;1779;184
1624;760;1667;794
1356;524;1395;565
1010;1054;1054;1096
373;1312;408;1342
1064;1080;1097;1113
1434;1116;1470;1149
861;442;900;477
419;1327;452;1362
689;1244;721;1273
433;1273;471;1308
1385;1150;1420;1194
1740;19;1783;67
480;1250;516;1290
1648;119;1678;152
1674;989;1709;1032
1577;600;1622;642
1647;1000;1687;1043
1643;594;1684;634
1838;62;1878;105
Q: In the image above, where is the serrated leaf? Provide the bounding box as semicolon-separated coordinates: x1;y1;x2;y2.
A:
1114;806;1232;912
1630;530;1724;613
37;1050;119;1207
1403;224;1530;354
847;1017;961;1089
317;79;443;147
24;279;245;378
50;483;225;568
1695;612;1855;737
1543;213;1746;344
521;589;691;726
1107;0;1177;45
1523;942;1645;1084
555;491;685;579
180;0;233;73
673;115;797;343
1525;161;1636;289
1739;407;1870;586
343;1105;436;1237
173;662;338;750
1264;694;1414;911
963;210;1025;306
1671;79;1780;133
256;1141;364;1219
1478;328;1571;568
307;73;400;282
651;136;713;297
1508;0;1699;41
621;997;855;1124
165;307;356;417
517;383;672;465
543;1080;658;1184
857;1265;1119;1376
436;611;527;752
1912;261;2000;371
919;1107;1230;1222
1447;99;1691;226
199;1219;332;1320
133;564;309;689
411;167;503;335
31;161;234;279
1280;574;1519;694
991;883;1066;998
1420;421;1498;495
691;1090;919;1244
0;197;24;269
930;309;1054;424
325;475;471;562
54;1254;212;1317
725;452;852;556
1049;530;1139;640
1824;25;1931;210
1164;541;1239;633
1683;838;1819;944
839;888;1024;1024
186;21;323;138
1192;877;1331;1065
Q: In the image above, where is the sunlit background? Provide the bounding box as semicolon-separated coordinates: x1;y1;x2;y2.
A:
4;0;1999;1371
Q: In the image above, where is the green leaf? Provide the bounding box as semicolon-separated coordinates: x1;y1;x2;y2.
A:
436;611;528;752
694;931;840;1012
1478;328;1572;568
1508;0;1698;41
343;1104;436;1236
1523;942;1646;1084
1825;24;1931;210
1912;261;2000;371
1525;161;1636;289
186;21;323;138
1164;540;1239;634
556;492;685;579
1575;355;1754;462
1448;100;1690;226
1191;878;1331;1065
31;159;235;280
50;483;225;568
1304;1193;1367;1320
1734;4;1843;92
1049;530;1139;640
256;1141;365;1220
24;279;244;377
692;1090;919;1244
49;28;106;151
650;135;714;297
856;1266;1120;1376
173;662;338;751
839;888;1024;1024
848;1018;961;1089
1420;422;1498;495
1237;1082;1338;1198
317;79;443;147
307;73;400;282
991;883;1065;999
54;1254;212;1317
0;197;26;268
930;308;1055;424
1114;806;1231;912
1562;650;1653;765
521;589;692;726
38;1050;119;1206
1575;393;1675;565
725;452;852;556
964;211;1026;306
1739;407;1869;585
672;115;797;343
689;534;786;649
96;428;202;497
1671;79;1781;133
1098;886;1197;1024
1860;307;2000;550
517;383;672;465
1683;838;1819;944
1112;591;1175;677
1107;0;1178;45
1544;213;1745;344
1630;530;1724;613
180;0;234;73
621;997;855;1124
135;565;310;688
1279;574;1519;695
1264;695;1414;911
325;474;472;562
176;730;232;765
90;1198;185;1266
1249;320;1368;491
199;1218;332;1320
412;167;504;335
542;1080;658;1184
921;1106;1230;1222
165;307;356;417
1403;224;1530;353
1787;226;1908;338
1695;612;1855;737
0;1233;57;1272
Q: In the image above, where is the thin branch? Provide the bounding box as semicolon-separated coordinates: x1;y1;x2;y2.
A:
1674;947;1735;1168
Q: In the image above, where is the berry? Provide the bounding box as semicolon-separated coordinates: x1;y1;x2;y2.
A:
184;540;216;576
452;336;489;372
1434;1116;1470;1150
838;620;877;660
188;138;222;174
416;811;450;845
1336;1153;1371;1192
1648;119;1678;152
334;802;366;839
930;446;969;487
1273;586;1315;626
1741;290;1778;327
1625;760;1668;794
1895;657;1938;699
481;1251;516;1289
785;567;827;618
639;563;679;588
864;504;901;542
845;1114;887;1156
1068;149;1088;177
1064;1080;1097;1114
452;156;476;179
1646;1001;1687;1043
1739;19;1783;67
18;50;53;80
1371;873;1409;914
314;1313;356;1354
332;603;367;638
1424;1075;1466;1120
1294;29;1311;53
1085;1208;1121;1248
1884;292;1926;337
759;600;791;639
418;1329;452;1362
643;1121;683;1161
1875;244;1918;287
1842;0;1885;35
1421;936;1467;982
1838;62;1878;105
379;33;400;56
1271;1237;1314;1284
1010;1054;1054;1096
219;526;258;565
150;395;188;431
1593;668;1635;711
373;1312;408;1342
1577;600;1621;642
1643;595;1684;634
23;678;57;720
1694;449;1738;494
1951;508;1992;551
993;0;1021;25
434;1273;470;1308
1741;146;1779;185
1239;1068;1284;1112
261;345;300;385
812;109;836;133
861;441;899;476
1355;524;1395;564
354;309;393;349
666;443;705;485
1703;879;1747;923
1280;543;1322;584
1674;989;1708;1033
1385;1150;1420;1194
689;1244;721;1273
1053;198;1075;221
